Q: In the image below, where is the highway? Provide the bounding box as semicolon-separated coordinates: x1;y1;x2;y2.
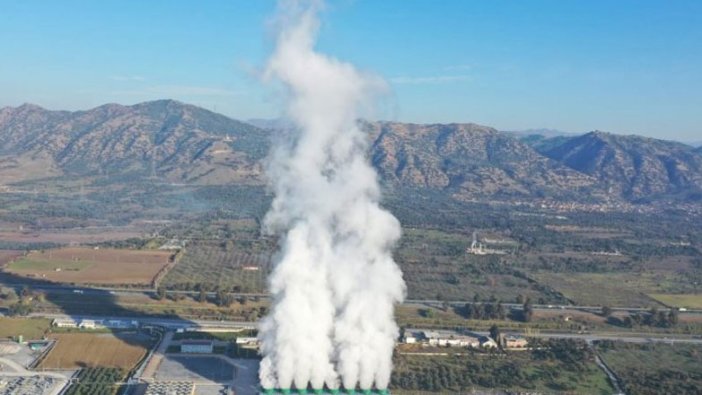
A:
23;312;702;345
28;312;257;331
5;282;702;314
404;299;702;314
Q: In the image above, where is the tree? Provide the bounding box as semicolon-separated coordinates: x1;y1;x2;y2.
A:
601;306;612;317
156;286;166;300
523;297;533;322
8;301;33;316
442;300;450;312
0;286;18;302
668;309;679;326
217;291;234;307
489;324;501;343
515;294;524;304
198;289;207;303
622;316;633;328
631;313;643;326
496;302;506;320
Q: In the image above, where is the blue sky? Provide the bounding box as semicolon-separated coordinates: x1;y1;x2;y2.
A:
1;0;700;141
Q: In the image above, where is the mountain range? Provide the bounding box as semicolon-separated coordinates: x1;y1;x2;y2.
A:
1;100;701;205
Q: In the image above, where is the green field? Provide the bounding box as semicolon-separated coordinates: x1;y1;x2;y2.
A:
0;317;51;339
597;341;702;395
649;293;702;309
8;258;91;271
161;241;269;292
396;228;564;302
64;367;124;395
533;272;666;307
391;340;614;394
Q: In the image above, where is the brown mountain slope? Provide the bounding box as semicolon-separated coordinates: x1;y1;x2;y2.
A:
367;122;599;201
544;131;702;201
0;100;268;185
3;101;702;204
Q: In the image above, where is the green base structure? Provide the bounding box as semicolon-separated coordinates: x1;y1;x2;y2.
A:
260;388;389;395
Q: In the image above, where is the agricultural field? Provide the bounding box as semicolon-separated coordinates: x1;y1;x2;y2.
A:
39;332;155;370
596;341;702;395
32;291;267;322
532;272;668;307
0;317;51;339
649;293;702;309
396;228;563;302
390;339;614;394
0;250;23;267
64;367;124;395
0;227;143;245
4;247;174;286
161;241;270;292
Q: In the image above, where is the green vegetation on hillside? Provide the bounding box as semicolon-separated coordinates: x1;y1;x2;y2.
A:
597;341;702;395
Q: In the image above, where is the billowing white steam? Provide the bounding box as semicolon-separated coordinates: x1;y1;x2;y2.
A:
258;0;405;391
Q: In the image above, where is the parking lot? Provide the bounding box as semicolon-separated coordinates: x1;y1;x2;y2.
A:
152;354;259;395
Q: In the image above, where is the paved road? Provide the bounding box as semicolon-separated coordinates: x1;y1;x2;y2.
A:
28;312;257;331
405;299;702;314
27;312;702;345
7;281;702;314
470;330;702;345
140;331;173;381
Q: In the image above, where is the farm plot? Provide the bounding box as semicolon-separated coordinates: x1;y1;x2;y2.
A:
64;367;124;395
0;250;23;267
396;228;560;302
649;293;702;309
4;247;173;286
532;272;666;307
0;317;51;339
0;227;142;245
39;333;154;370
161;242;270;292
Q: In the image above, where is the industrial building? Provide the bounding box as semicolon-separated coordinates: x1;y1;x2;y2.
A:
52;318;79;328
180;340;214;353
501;334;528;349
51;318;139;329
402;329;488;348
235;336;259;347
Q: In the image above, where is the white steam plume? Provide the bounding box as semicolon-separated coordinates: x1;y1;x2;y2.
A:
258;0;405;391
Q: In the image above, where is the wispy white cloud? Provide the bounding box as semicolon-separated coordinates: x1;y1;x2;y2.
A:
109;75;146;82
389;74;471;85
111;85;245;97
443;64;473;72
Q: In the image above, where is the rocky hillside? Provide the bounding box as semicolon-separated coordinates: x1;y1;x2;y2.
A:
2;100;702;205
542;131;702;201
0;100;268;184
366;122;598;201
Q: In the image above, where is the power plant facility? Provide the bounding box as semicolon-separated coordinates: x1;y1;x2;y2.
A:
260;388;390;395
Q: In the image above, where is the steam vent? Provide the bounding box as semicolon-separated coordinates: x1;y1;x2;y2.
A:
259;387;390;395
